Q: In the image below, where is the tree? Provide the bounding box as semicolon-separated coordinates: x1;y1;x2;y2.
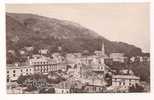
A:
129;84;144;92
17;75;30;85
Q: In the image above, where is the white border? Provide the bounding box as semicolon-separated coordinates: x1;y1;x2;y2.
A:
0;0;154;100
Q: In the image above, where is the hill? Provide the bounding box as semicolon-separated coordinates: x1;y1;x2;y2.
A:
6;12;142;56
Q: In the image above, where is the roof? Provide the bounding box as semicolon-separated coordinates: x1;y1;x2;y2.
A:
7;63;33;69
112;75;140;80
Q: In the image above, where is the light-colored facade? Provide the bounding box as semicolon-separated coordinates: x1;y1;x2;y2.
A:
110;53;126;63
7;64;34;82
8;49;15;55
112;75;140;88
24;46;34;52
29;55;66;74
39;48;49;55
54;88;70;94
54;81;71;94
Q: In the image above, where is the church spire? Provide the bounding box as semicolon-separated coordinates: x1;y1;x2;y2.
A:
102;42;105;55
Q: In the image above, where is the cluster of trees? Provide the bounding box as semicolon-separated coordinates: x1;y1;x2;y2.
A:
130;62;150;83
17;72;66;92
129;83;144;92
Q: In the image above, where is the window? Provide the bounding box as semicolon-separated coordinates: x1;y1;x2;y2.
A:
7;71;9;73
13;74;16;77
26;69;28;71
21;70;22;72
13;70;15;73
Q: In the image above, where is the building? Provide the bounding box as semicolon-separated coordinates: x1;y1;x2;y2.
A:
24;46;34;52
19;49;26;55
110;53;126;63
94;43;108;58
119;69;134;75
29;55;66;74
7;63;34;82
130;56;135;62
139;56;150;62
52;53;65;63
82;85;105;93
79;66;106;86
54;81;71;93
8;49;15;55
39;48;49;55
112;75;140;88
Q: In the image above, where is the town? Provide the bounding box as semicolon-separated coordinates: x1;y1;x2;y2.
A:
6;42;150;93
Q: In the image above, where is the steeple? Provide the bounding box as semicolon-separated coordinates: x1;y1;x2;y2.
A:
101;42;105;55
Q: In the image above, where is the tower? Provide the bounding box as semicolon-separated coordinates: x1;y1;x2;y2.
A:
101;42;105;55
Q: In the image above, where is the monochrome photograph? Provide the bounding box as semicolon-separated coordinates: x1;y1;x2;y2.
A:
6;3;150;94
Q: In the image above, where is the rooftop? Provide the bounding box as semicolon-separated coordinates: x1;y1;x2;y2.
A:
112;75;140;80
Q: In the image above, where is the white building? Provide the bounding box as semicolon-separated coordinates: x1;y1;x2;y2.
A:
110;53;126;63
39;48;49;55
19;50;26;55
7;63;34;82
54;88;70;94
29;55;50;65
130;56;135;62
29;55;66;74
112;75;140;88
24;46;34;52
54;81;71;94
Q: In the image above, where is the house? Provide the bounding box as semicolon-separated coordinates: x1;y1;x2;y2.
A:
73;53;82;58
82;85;105;93
8;49;15;55
29;55;50;65
29;55;66;74
110;53;126;63
112;75;140;88
54;81;71;93
24;46;34;52
130;56;135;62
19;49;26;55
52;53;65;63
90;63;106;72
119;69;134;75
39;48;49;55
140;56;150;62
7;63;34;82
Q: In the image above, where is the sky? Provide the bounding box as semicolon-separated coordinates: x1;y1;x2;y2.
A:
6;3;150;52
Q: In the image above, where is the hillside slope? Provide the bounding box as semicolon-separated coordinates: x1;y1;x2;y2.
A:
6;13;142;56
